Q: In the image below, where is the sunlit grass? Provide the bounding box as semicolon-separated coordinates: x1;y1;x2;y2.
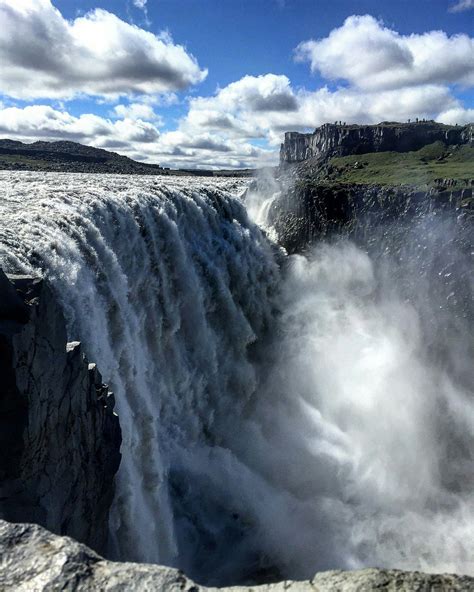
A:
324;142;474;188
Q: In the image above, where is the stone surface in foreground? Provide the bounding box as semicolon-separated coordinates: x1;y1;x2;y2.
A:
1;520;473;592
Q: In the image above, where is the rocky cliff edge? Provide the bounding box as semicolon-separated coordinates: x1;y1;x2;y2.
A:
0;268;121;554
280;121;473;165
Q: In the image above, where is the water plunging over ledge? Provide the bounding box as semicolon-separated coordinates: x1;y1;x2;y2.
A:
0;171;472;584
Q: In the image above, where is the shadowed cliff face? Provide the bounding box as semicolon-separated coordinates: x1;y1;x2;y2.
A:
0;269;121;554
280;121;473;165
263;182;473;254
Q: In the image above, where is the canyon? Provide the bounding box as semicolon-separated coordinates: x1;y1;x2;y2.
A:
0;121;473;590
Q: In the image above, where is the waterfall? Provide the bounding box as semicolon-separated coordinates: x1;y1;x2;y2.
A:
0;171;473;584
0;171;281;580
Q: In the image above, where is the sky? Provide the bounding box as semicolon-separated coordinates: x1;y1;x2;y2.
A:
0;0;472;169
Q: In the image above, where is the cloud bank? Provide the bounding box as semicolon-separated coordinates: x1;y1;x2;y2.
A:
296;15;474;91
0;0;207;100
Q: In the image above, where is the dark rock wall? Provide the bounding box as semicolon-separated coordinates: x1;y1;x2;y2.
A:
0;269;121;554
268;183;473;254
280;122;473;165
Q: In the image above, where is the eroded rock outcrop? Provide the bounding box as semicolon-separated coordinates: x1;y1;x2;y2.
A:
1;520;473;591
280;121;473;165
0;269;121;554
267;183;473;254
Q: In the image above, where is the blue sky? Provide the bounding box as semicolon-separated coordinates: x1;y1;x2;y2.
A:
0;0;472;168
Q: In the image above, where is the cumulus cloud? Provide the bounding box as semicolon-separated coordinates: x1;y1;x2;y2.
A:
0;105;161;145
0;9;471;170
437;107;474;124
296;15;474;91
181;75;463;146
113;103;163;123
0;0;207;100
0;103;273;169
183;75;299;138
2;69;470;170
449;0;474;11
133;0;147;8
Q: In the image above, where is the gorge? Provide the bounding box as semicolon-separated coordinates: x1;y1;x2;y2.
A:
0;121;473;590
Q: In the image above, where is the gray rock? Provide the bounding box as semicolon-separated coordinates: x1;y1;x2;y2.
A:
266;183;472;254
280;121;473;165
0;271;121;554
1;519;473;591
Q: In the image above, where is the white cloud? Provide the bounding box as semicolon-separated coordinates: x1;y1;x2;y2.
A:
0;0;207;100
180;75;463;146
449;0;474;12
0;103;273;169
0;11;471;170
0;105;160;145
296;15;474;91
437;107;474;124
2;66;470;170
134;72;469;167
133;0;147;8
113;103;163;123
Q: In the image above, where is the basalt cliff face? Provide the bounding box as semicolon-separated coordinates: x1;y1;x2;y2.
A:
280;121;473;165
262;121;474;254
0;269;121;554
2;520;474;592
268;182;473;254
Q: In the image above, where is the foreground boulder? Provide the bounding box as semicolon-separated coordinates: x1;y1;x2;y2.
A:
1;520;473;591
0;269;121;554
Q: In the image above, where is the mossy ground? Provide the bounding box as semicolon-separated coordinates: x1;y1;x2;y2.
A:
0;154;52;169
323;142;474;188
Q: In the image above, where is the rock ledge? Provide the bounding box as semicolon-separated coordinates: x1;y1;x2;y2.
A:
1;520;473;591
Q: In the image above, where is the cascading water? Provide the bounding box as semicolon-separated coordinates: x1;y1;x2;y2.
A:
0;171;281;579
0;171;472;584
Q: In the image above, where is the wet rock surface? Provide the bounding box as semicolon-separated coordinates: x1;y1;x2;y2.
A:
0;269;121;554
267;182;473;254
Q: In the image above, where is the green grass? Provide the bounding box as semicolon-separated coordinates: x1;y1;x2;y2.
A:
325;142;474;188
0;154;52;168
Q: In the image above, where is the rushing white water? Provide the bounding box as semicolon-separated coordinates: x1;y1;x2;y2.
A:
0;171;472;584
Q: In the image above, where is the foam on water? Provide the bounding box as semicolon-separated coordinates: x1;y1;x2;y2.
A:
0;171;472;584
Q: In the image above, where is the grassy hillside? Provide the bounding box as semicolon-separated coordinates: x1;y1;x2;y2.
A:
323;142;473;188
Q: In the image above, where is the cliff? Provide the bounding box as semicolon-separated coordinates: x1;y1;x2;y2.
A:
0;269;121;554
268;182;473;254
2;520;474;591
280;121;473;165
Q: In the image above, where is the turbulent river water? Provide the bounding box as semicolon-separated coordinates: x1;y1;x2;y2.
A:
0;171;472;584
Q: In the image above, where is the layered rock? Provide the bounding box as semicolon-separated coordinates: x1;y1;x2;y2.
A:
280;121;473;165
267;182;473;254
1;519;473;591
0;269;121;554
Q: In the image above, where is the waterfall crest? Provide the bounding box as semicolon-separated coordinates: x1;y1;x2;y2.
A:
0;171;472;584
